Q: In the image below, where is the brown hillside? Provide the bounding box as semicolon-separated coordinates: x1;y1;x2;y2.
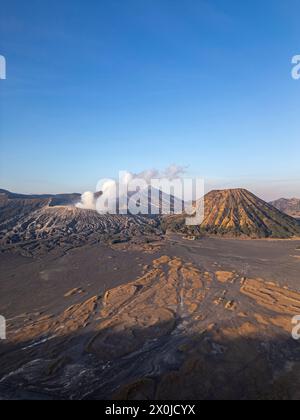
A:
200;189;300;238
163;188;300;238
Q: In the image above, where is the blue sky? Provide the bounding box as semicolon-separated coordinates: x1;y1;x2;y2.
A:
0;0;299;200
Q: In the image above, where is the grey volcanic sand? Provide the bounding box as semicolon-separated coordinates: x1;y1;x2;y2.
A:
165;235;300;289
0;244;157;319
1;237;300;319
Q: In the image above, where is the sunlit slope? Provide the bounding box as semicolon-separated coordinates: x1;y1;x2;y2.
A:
200;189;300;238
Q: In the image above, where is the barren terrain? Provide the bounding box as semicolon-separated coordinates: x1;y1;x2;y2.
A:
1;188;300;399
1;236;300;400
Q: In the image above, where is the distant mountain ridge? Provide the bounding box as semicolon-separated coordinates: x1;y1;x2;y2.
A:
270;197;300;218
0;189;81;207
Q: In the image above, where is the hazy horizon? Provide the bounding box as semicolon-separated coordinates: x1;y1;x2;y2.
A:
1;175;300;202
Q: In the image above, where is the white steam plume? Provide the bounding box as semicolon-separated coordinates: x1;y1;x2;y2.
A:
76;165;187;211
76;191;96;210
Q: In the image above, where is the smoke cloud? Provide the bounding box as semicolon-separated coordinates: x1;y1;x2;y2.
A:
76;191;96;210
76;165;187;211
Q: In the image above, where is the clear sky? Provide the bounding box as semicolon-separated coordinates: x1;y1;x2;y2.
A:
0;0;299;200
